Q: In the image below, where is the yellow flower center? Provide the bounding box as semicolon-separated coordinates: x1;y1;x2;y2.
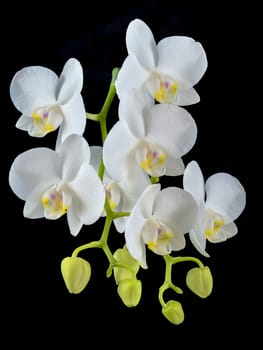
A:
41;185;69;220
154;80;178;103
205;210;225;238
31;105;63;137
135;140;166;177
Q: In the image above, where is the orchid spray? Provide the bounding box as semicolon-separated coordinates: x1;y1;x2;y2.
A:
8;18;246;325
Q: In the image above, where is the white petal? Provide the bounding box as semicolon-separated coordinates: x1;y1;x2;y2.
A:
15;114;32;131
205;173;246;223
57;58;84;104
57;92;86;145
69;163;105;225
103;121;136;181
126;18;157;70
90;146;102;171
169;234;186;251
183;160;205;205
153;187;198;234
90;146;112;184
118;89;147;138
10;66;58;114
59;134;90;182
9;148;60;200
176;87;200;106
157;36;208;87
115;55;149;99
23;200;43;218
133;183;160;219
67;205;83;236
164;156;185;176
207;222;238;243
23;185;46;218
125;184;161;268
145;103;197;157
189;229;209;257
113;217;128;234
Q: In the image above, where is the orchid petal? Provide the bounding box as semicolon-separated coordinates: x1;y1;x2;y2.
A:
176;87;200;106
207;222;238;243
57;58;84;103
118;89;147;137
69;163;105;225
125;184;161;268
67;205;84;236
183;160;205;205
10;66;58;114
157;36;208;87
189;227;209;257
23;199;44;218
126;18;157;70
23;185;46;218
90;146;103;171
145;103;197;157
169;234;186;251
164;156;185;176
57;92;86;146
59;134;91;182
15;115;33;131
103;121;136;181
205;173;246;223
115;55;149;98
9;148;60;200
153;187;198;234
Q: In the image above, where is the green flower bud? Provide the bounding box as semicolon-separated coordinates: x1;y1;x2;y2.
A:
117;278;142;307
162;300;184;325
113;245;140;284
186;266;213;298
61;256;91;294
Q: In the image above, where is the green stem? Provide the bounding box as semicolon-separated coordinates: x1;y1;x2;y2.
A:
71;68;125;278
169;255;204;268
72;240;102;257
99;68;119;143
158;254;204;307
112;211;130;219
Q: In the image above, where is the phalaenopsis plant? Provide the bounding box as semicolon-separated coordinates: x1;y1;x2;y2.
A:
8;18;246;325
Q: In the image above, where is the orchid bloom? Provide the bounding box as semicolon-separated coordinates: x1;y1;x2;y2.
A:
10;58;86;150
115;19;207;105
103;89;197;189
183;160;246;257
90;145;151;233
8;134;105;236
124;184;198;268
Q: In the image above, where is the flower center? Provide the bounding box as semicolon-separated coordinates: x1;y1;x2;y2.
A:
141;218;173;255
32;105;63;137
146;72;179;103
205;209;225;238
41;184;71;220
105;181;122;210
135;140;166;177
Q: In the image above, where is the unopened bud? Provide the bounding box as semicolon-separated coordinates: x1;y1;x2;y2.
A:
117;278;142;307
61;256;91;294
186;266;213;298
162;300;184;325
113;245;140;284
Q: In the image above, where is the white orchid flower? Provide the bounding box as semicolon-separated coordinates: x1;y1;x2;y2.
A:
183;160;246;257
90;145;151;233
115;18;207;106
10;58;86;149
125;184;198;268
8;134;105;236
103;89;197;189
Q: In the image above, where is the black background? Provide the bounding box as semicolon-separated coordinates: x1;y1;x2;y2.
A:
2;1;256;346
